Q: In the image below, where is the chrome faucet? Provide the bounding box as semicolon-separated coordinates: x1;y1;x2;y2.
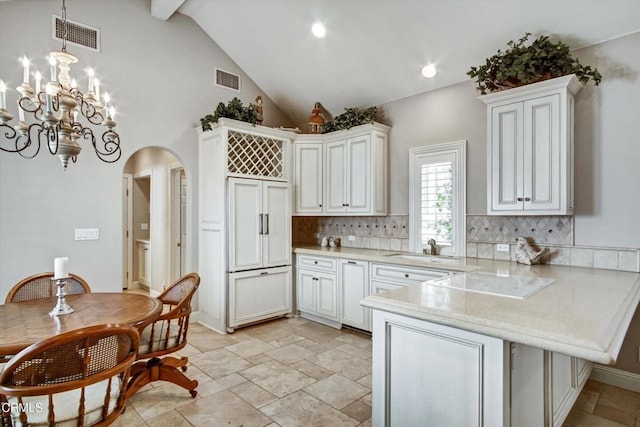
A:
423;239;437;255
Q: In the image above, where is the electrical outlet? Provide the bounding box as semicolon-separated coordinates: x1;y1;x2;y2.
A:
348;235;356;241
496;244;510;252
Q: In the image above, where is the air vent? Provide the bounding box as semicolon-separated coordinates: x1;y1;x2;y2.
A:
52;15;100;52
215;68;241;92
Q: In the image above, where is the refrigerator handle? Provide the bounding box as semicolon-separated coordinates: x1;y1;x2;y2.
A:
265;214;269;235
259;214;263;235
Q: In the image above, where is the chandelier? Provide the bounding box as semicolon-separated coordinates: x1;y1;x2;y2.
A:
0;0;121;170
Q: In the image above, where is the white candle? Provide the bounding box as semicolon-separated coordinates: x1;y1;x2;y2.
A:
49;55;57;82
34;71;41;94
0;80;6;110
54;257;69;279
103;92;110;113
70;78;77;89
45;82;53;113
86;68;95;93
108;106;115;120
94;78;100;101
21;56;30;85
18;106;25;122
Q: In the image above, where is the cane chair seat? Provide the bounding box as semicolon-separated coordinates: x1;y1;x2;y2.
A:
5;272;92;304
0;324;139;427
126;273;200;399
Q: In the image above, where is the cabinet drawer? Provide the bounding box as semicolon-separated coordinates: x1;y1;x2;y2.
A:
297;254;337;272
371;263;451;285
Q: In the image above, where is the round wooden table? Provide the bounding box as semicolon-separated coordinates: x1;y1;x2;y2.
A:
0;293;162;357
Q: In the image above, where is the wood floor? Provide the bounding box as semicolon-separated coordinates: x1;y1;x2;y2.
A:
565;379;640;426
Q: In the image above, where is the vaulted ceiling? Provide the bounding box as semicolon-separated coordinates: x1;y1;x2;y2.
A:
151;0;640;125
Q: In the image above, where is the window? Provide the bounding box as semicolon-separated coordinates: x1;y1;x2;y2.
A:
409;141;466;256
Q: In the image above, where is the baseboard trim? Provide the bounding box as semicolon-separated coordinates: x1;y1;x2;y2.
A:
590;364;640;393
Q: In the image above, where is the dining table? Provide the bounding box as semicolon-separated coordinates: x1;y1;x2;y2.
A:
0;292;162;358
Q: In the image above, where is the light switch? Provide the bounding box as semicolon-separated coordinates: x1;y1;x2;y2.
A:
140;223;149;230
75;228;99;240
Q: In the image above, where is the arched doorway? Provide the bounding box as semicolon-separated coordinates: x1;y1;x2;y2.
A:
122;147;188;295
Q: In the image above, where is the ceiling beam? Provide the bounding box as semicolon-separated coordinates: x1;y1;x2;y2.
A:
151;0;186;21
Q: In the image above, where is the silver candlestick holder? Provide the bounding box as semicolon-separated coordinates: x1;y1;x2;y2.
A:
49;278;74;316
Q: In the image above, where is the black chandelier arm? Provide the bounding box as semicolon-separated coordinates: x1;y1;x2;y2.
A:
77;126;121;163
17;96;42;115
44;126;59;155
73;90;105;126
0;122;45;159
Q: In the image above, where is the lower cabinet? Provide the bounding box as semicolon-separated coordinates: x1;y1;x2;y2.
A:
228;266;291;331
370;308;592;427
340;259;370;331
297;262;340;327
136;240;150;287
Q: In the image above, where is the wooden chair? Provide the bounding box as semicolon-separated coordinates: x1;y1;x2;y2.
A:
5;272;92;304
126;273;200;399
0;324;139;427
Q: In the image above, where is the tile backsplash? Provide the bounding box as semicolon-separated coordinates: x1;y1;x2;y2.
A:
293;215;639;273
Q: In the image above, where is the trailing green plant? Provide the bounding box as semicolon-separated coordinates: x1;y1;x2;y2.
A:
467;32;602;95
322;106;377;133
200;97;259;131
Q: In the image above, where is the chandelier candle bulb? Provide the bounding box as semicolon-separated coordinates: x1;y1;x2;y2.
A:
0;81;5;110
45;83;53;113
21;56;30;84
54;257;69;279
70;78;77;89
94;78;100;101
34;71;41;94
49;55;57;82
87;68;94;93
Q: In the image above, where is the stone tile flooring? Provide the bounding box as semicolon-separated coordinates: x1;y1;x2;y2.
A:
112;316;640;426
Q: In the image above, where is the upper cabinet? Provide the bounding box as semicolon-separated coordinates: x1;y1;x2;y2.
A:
293;123;389;216
480;75;582;215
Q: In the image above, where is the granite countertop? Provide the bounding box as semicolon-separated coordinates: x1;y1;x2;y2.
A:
294;245;640;364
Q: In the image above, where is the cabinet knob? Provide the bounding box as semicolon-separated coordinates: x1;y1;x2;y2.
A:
517;197;523;202
345;203;350;207
404;273;409;278
314;261;318;264
319;204;322;207
524;197;531;201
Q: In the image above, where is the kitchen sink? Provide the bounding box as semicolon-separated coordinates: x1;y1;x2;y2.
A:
384;253;463;265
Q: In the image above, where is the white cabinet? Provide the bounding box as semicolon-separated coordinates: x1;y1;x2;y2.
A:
340;259;370;331
481;75;582;215
292;123;389;216
510;343;592;427
296;254;340;327
136;240;150;287
228;266;291;329
228;178;291;272
293;138;324;214
371;310;507;426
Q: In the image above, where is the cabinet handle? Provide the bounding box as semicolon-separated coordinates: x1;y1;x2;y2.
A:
517;197;523;202
347;261;356;264
265;214;269;235
524;197;531;202
259;214;264;235
260;271;269;275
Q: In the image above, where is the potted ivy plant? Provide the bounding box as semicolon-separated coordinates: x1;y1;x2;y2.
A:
467;32;602;95
200;97;259;131
322;106;377;133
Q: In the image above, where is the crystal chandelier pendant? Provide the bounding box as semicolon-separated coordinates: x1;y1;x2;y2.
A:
0;0;121;170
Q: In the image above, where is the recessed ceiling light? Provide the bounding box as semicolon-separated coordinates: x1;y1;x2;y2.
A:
312;22;326;38
421;64;437;78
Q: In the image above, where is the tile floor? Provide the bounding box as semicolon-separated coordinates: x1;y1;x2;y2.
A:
112;316;640;427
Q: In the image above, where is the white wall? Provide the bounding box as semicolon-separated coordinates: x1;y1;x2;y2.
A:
0;0;293;298
383;32;640;250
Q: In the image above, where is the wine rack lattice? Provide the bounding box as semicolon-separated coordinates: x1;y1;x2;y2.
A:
227;130;284;178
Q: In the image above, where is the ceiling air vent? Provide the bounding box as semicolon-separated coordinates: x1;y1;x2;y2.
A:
52;15;100;52
215;68;241;92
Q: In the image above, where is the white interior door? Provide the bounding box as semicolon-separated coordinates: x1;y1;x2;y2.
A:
122;174;133;290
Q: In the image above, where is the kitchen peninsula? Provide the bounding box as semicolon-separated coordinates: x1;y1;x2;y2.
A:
294;246;640;426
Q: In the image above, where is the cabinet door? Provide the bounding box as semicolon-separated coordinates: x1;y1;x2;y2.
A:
316;272;339;320
263;181;291;267
347;135;371;213
325;140;347;213
489;102;524;212
340;260;370;330
228;267;291;328
523;94;561;211
297;269;317;313
228;178;262;272
294;143;324;214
